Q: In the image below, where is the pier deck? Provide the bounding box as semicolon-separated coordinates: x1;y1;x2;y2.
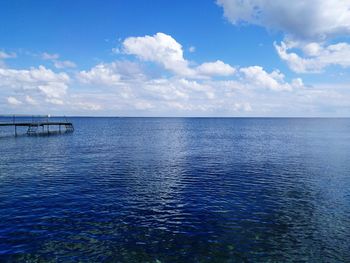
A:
0;115;74;136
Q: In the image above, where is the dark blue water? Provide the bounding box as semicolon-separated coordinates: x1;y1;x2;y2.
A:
1;118;350;262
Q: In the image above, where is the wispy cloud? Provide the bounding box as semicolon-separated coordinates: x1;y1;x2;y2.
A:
42;52;59;60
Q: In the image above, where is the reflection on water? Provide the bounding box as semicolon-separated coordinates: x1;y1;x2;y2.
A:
0;118;350;262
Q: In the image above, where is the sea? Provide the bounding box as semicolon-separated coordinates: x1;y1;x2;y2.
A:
0;117;349;262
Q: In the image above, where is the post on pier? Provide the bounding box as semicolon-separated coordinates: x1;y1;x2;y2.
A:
13;115;17;137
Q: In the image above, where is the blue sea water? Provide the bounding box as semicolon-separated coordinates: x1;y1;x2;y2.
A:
0;117;349;262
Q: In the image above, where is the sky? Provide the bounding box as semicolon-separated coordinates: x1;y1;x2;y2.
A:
1;0;350;117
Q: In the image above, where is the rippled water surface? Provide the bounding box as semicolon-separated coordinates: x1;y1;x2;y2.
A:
1;118;350;262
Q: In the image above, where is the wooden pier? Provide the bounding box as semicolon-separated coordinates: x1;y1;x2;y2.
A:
0;115;74;136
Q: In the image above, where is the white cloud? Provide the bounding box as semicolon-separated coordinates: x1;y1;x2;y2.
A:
123;32;194;76
25;95;38;105
275;41;350;73
0;65;69;103
45;98;64;105
189;46;196;53
77;61;145;86
122;32;235;78
72;101;102;111
142;78;219;102
74;32;308;115
196;60;236;77
1;33;326;116
240;66;303;91
78;63;121;86
41;52;77;69
233;102;252;112
74;58;306;116
7;96;22;105
38;82;68;99
217;0;350;72
134;100;154;110
4;58;346;117
216;0;350;41
54;60;76;69
164;101;214;112
77;62;228;114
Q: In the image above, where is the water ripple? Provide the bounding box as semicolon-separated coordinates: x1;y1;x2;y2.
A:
0;118;350;262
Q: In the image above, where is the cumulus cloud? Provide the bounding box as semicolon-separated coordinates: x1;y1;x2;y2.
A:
1;33;315;116
78;61;216;103
123;32;194;76
122;32;235;78
0;63;104;113
275;41;350;73
76;61;237;114
7;96;22;105
75;57;304;116
38;82;68;99
143;78;217;102
0;65;69;103
233;102;252;112
217;1;350;72
216;0;350;41
72;32;308;115
78;64;121;86
240;66;303;91
77;61;145;86
196;60;236;77
25;95;38;105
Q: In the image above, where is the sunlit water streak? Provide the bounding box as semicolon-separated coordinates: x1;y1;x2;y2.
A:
0;118;349;262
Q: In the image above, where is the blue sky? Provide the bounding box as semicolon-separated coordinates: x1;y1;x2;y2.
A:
1;0;350;116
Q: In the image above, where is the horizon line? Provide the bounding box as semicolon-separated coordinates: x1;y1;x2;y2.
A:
1;115;350;119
